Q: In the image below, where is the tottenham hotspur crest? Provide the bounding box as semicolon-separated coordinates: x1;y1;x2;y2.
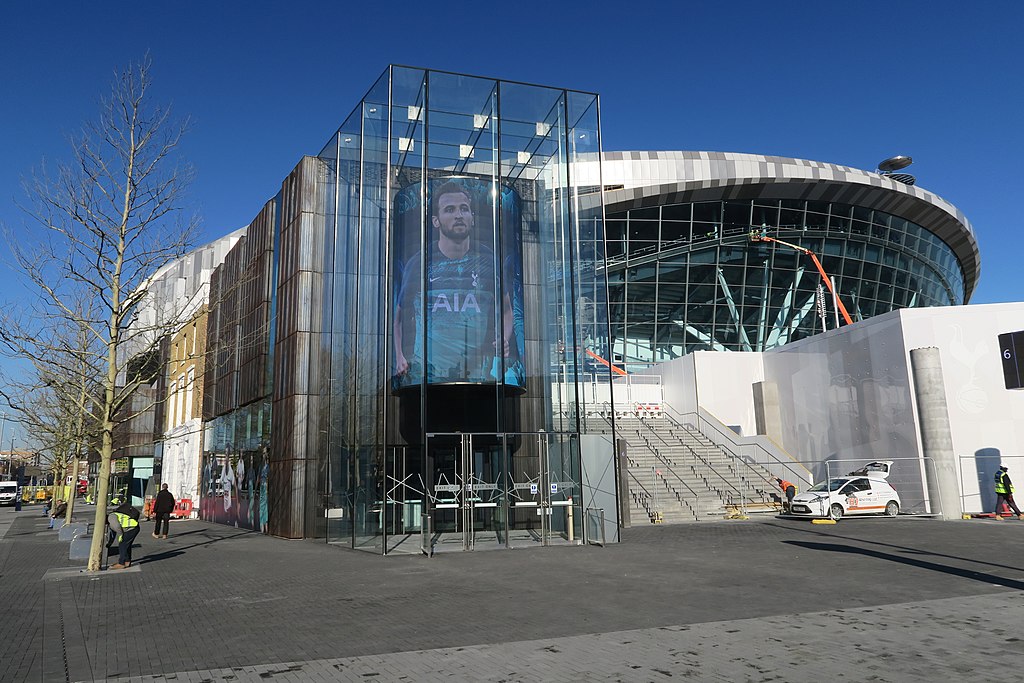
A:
471;271;479;288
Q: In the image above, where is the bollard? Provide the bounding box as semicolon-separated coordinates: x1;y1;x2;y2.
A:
58;523;88;542
69;535;91;561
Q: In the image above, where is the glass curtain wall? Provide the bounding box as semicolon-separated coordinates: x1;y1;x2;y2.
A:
319;67;608;553
200;399;272;531
605;199;966;367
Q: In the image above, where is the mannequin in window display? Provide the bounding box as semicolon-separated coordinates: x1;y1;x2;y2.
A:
258;450;269;534
222;456;235;526
394;182;513;387
201;456;215;519
246;456;257;530
235;455;246;528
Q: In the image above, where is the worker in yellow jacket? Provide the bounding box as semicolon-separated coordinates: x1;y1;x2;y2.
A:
994;466;1024;520
110;501;141;569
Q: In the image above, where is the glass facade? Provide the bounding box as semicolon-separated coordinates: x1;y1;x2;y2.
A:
317;67;610;553
605;198;968;366
200;399;272;531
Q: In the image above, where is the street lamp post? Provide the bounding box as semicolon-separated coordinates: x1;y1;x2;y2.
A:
0;411;6;477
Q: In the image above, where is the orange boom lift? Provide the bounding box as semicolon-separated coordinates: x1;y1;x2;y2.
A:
586;348;628;376
748;228;854;326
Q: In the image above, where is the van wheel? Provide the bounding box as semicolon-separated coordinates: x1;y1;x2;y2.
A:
829;504;844;521
885;501;900;517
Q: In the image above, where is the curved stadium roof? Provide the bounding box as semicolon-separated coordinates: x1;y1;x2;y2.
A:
582;151;980;301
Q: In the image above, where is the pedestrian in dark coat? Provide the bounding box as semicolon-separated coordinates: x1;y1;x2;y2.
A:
152;483;175;539
48;500;67;529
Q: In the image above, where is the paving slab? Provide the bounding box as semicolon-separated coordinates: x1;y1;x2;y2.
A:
87;592;1024;682
4;509;1024;682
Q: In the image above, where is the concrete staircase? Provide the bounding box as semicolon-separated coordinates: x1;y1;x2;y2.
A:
616;415;780;523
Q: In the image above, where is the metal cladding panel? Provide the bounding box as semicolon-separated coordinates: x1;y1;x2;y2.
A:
268;157;328;538
293;212;325;274
236;203;275;406
210;239;246;416
203;194;278;417
270;393;321;459
278;157;326;283
238;356;265;404
202;268;222;420
112;383;160;458
267;458;306;538
595;151;980;300
274;332;314;398
277;271;324;335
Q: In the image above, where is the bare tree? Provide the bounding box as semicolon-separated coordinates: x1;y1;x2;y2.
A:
2;56;198;571
3;322;100;523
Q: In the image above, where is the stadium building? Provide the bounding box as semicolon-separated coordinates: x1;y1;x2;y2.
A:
120;66;1024;553
583;151;978;367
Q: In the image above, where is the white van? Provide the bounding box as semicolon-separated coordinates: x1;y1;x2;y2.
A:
0;480;18;506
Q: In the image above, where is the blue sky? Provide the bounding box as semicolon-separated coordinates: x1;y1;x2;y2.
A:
1;0;1021;313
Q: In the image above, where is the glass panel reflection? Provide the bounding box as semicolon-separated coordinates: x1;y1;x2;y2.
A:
317;67;605;553
607;197;967;366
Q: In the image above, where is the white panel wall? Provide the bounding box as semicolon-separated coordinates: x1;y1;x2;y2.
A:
898;303;1024;511
691;351;764;435
650;353;697;415
647;301;1024;513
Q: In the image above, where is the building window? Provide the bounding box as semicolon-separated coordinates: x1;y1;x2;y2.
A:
167;380;178;430
185;367;195;421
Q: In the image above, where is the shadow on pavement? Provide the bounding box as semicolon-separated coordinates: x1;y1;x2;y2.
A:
140;530;251;559
139;550;185;564
785;540;1024;591
766;520;1024;575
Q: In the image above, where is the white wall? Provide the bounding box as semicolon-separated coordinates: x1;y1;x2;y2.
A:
650;353;697;414
162;420;202;509
691;351;764;435
645;302;1024;513
899;303;1024;511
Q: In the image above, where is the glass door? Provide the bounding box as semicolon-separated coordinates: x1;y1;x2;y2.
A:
425;433;509;553
507;432;580;548
382;446;426;555
425;432;581;552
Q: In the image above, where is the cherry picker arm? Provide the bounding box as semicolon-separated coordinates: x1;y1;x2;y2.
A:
585;348;628;376
748;229;854;326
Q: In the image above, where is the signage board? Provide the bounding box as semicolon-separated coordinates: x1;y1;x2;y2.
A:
999;330;1024;390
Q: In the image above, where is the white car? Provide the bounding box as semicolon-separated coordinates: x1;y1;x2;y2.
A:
790;466;901;520
0;480;18;506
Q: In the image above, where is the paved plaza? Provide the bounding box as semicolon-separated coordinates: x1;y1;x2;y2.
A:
3;505;1024;682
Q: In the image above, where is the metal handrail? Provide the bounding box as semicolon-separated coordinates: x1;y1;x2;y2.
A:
631;415;743;507
660;403;811;490
620;421;700;521
648;451;700;519
625;468;659;519
650;449;701;500
635;415;741;496
667;416;775;497
627;424;701;501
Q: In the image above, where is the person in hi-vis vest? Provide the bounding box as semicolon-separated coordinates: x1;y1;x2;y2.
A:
993;466;1024;520
110;501;141;568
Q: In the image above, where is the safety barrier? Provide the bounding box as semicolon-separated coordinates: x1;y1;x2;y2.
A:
172;499;194;519
957;453;1024;516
